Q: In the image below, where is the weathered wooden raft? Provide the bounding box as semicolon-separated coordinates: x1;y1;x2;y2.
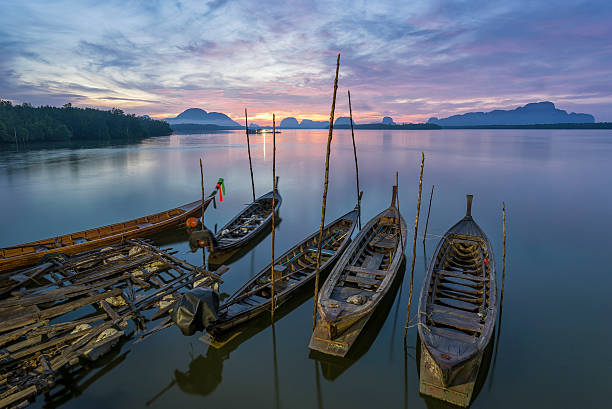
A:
208;206;359;336
0;239;226;408
309;186;407;357
417;195;497;407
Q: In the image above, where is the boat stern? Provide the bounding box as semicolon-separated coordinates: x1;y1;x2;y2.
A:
419;343;482;407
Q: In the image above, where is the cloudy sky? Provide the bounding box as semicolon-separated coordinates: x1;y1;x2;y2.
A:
1;0;611;124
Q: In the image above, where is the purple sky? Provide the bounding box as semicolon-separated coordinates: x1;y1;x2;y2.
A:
1;0;611;124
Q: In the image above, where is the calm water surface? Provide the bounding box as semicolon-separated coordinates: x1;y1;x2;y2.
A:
1;129;611;408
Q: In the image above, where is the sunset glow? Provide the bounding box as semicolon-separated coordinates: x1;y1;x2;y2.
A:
1;0;611;125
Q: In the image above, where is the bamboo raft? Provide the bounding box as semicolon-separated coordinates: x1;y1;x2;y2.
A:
309;186;407;357
0;239;227;408
190;184;281;254
0;196;216;273
417;195;497;407
208;206;360;336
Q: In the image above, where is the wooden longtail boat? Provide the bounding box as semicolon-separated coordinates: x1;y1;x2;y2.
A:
190;184;281;254
0;196;214;272
207;205;359;336
309;186;407;357
417;195;497;407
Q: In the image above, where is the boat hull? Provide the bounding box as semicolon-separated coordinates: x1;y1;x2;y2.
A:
1;199;208;272
419;342;482;407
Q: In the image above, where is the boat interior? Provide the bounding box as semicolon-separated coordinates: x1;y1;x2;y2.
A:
218;217;355;317
329;216;401;305
215;198;275;245
425;234;492;343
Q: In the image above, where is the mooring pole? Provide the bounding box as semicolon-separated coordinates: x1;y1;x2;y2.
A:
348;90;361;230
312;53;340;331
271;114;277;318
500;201;506;307
396;171;404;251
423;185;434;243
404;152;425;339
199;158;206;267
245;108;256;202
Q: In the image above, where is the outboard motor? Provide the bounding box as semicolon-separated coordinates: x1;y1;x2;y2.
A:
171;287;220;336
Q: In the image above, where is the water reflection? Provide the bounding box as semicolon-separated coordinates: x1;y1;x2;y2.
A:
148;278;315;401
272;322;281;409
42;336;132;409
314;360;324;409
3;129;612;409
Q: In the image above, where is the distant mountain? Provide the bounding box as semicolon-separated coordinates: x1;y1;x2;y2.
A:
300;119;329;129
427;102;595;126
165;108;241;127
382;116;395;125
279;117;299;128
334;117;352;126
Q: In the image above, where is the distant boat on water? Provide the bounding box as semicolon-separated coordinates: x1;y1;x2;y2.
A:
247;129;282;134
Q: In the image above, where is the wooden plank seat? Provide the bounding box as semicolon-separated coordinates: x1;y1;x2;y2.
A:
345;266;387;276
428;326;476;344
429;310;484;333
370;237;396;249
437;269;485;282
428;303;481;321
307;248;336;256
438;289;482;304
344;274;380;287
438;283;482;296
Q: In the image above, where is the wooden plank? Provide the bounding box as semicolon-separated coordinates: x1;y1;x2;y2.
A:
0;385;37;408
344;275;380;287
428;326;476;344
428;303;481;321
437;269;485;282
438;289;482;304
345;266;387;276
0;288;121;333
429;311;483;333
363;252;384;270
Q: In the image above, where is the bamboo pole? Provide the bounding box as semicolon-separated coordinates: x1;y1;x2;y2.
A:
245;108;256;202
312;53;340;330
423;185;434;243
200;158;206;266
500;201;506;306
403;152;424;339
348;90;361;230
270;114;277;317
396;171;404;251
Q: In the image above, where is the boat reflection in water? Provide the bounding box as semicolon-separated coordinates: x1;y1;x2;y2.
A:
146;274;312;403
309;262;405;380
416;332;495;409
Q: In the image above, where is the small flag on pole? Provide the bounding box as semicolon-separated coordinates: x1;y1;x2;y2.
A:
216;178;225;202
